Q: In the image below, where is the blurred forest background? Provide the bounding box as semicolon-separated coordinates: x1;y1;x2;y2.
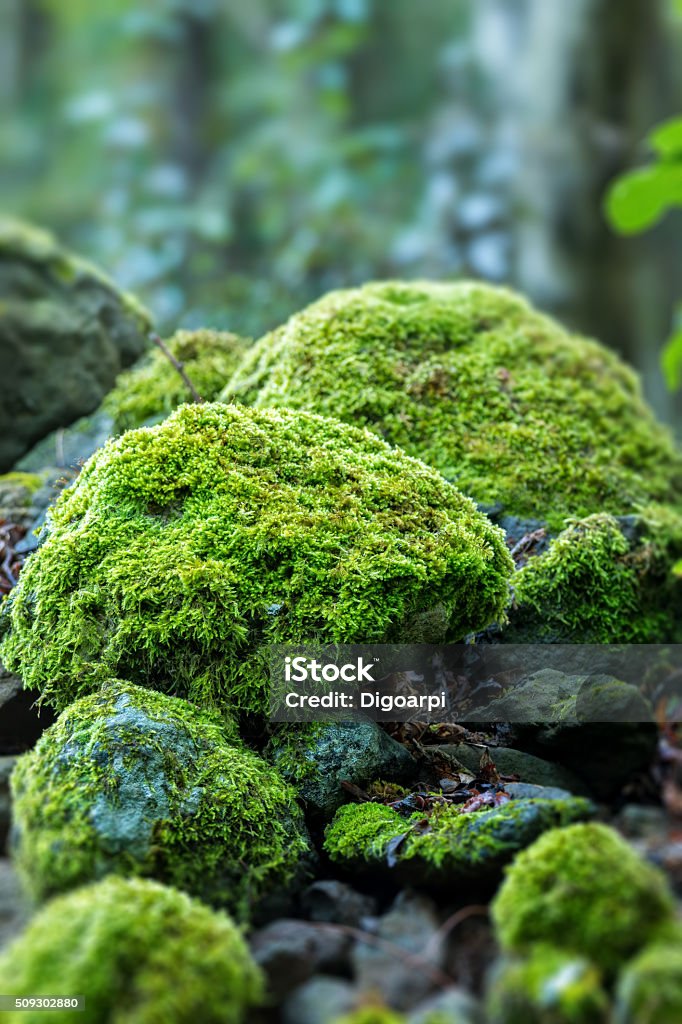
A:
1;0;681;427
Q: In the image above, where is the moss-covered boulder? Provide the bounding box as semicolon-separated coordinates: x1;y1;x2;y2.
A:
0;875;263;1023
485;946;609;1024
491;823;674;976
10;681;311;919
324;796;592;888
265;722;415;819
103;328;250;432
614;935;682;1024
221;280;682;528
0;402;513;715
0;218;151;471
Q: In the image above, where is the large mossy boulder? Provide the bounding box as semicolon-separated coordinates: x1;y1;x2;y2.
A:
103;328;250;433
0;403;513;715
0;876;264;1024
0;218;151;471
221;280;682;529
10;681;311;919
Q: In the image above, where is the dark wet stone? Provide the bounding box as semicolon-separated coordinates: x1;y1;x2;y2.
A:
301;880;378;928
250;918;351;1000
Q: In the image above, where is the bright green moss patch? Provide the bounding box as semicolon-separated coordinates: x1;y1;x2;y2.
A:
614;936;682;1024
508;509;682;642
324;796;592;886
333;1009;405;1024
10;680;311;919
485;945;609;1024
0;402;512;714
103;328;250;432
0;875;263;1024
491;823;674;977
221;280;682;528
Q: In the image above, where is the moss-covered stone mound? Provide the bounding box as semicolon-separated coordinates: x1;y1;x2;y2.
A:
0;217;151;472
491;823;674;976
614;934;682;1024
221;280;682;528
0;402;513;713
104;328;250;432
10;681;311;918
324;796;592;887
0;875;263;1024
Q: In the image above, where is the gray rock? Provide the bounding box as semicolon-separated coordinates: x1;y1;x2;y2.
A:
0;218;150;471
504;782;573;802
16;409;114;477
0;756;16;852
282;976;357;1024
250;918;351;1000
266;721;415;819
0;859;28;951
302;880;377;927
437;742;589;795
352;892;446;1011
408;987;482;1024
0;665;54;755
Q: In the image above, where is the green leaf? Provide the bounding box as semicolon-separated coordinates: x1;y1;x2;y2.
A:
661;325;682;390
605;164;682;233
649;117;682;158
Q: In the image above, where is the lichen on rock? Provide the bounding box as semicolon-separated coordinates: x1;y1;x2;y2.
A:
323;795;592;887
9;680;311;919
103;328;250;432
491;822;674;976
221;280;682;529
0;402;513;715
0;875;264;1024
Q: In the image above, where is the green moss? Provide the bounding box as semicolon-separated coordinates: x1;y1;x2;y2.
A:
323;796;592;885
221;280;682;529
614;935;682;1024
103;328;250;432
0;875;263;1024
0;471;44;496
491;823;674;977
332;1008;405;1024
508;509;682;642
10;680;311;919
0;402;513;715
485;945;609;1024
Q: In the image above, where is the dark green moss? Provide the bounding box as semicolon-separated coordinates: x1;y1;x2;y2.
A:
10;681;311;919
0;402;513;715
221;280;682;529
0;876;263;1024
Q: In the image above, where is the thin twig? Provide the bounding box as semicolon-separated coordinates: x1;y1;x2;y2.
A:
150;331;204;403
421;904;489;961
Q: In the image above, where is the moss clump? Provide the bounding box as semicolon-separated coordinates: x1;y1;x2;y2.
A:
507;509;682;642
324;796;592;885
103;328;250;432
485;945;609;1024
221;280;682;529
0;402;512;715
491;823;674;976
0;875;263;1024
10;680;311;919
614;936;682;1024
332;1009;404;1024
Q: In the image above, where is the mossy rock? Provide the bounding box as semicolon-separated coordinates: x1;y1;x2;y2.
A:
0;217;151;472
491;823;675;976
614;932;682;1024
0;875;263;1024
265;721;415;819
324;796;593;888
221;280;682;529
103;328;250;432
485;945;609;1024
0;403;513;715
10;681;312;920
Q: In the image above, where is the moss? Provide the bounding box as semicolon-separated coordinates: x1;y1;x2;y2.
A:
0;875;263;1024
323;796;592;885
485;945;609;1024
221;280;682;530
508;509;682;642
491;823;674;977
332;1008;405;1024
103;328;250;432
10;680;311;920
614;935;682;1024
0;402;513;715
0;471;44;497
